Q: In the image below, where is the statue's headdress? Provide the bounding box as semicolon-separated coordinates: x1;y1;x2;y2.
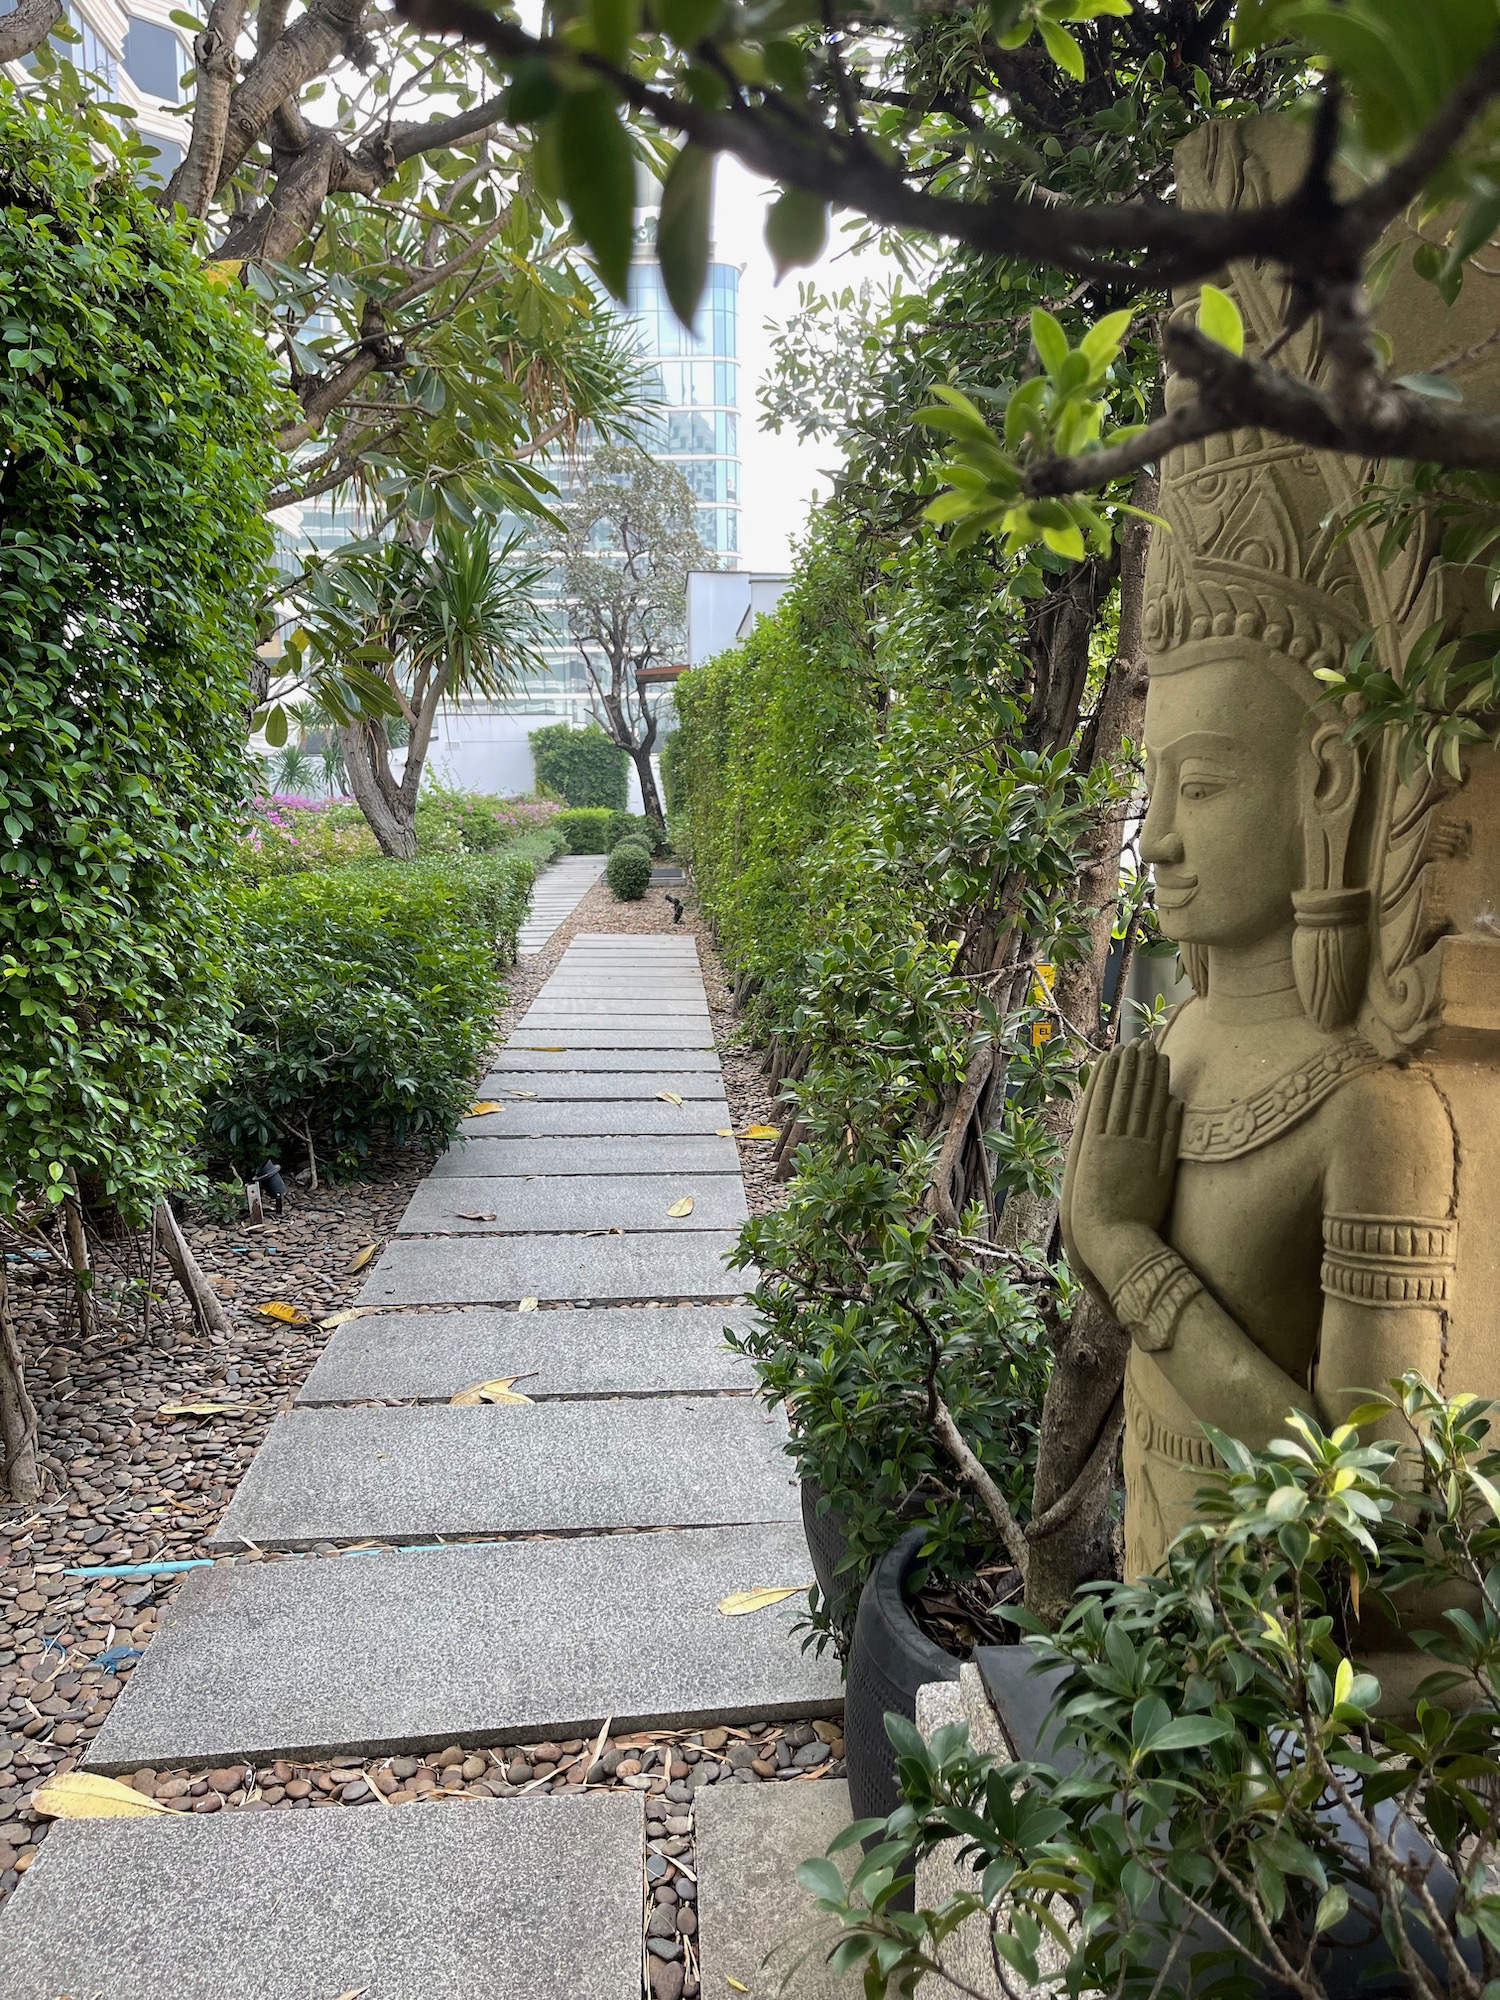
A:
1146;117;1500;1048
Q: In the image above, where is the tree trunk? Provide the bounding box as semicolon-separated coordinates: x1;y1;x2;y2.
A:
630;742;666;829
0;1264;40;1503
153;1200;233;1340
0;0;62;63
61;1179;96;1341
338;719;417;858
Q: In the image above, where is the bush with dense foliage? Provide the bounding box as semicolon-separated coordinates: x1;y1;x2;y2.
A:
0;88;279;1217
530;721;629;810
206;838;551;1171
553;807;615;853
237;790;563;878
606;810;668;856
606;843;652;901
809;1378;1500;2000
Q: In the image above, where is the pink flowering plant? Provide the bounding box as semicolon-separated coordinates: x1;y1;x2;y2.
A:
235;788;562;878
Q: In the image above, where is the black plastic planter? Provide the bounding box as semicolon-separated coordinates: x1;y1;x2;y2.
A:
843;1525;961;1823
800;1479;860;1626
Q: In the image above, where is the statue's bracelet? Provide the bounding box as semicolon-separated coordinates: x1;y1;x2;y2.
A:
1111;1244;1204;1354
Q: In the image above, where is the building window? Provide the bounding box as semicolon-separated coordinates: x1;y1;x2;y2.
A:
124;16;182;98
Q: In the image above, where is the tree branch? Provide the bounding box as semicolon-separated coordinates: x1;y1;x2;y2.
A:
932;1392;1031;1573
0;0;62;65
164;0;250;217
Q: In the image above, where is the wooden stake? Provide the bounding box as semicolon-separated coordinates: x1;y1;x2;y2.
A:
152;1199;231;1338
0;1262;40;1502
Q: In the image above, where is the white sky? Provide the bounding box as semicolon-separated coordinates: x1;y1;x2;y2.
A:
713;158;903;573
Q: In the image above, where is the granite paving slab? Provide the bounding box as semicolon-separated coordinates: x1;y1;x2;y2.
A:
514;997;713;1015
358;1227;746;1305
538;976;706;993
395;1173;749;1235
210;1396;794;1546
460;1099;729;1137
513;1018;714;1038
431;1135;740;1176
0;1793;643;2000
502;1030;718;1050
87;1522;837;1768
475;1068;728;1099
487;1047;722;1071
298;1303;758;1404
696;1782;859;1998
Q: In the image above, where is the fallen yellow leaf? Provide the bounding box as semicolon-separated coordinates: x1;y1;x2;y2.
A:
715;1128;734;1138
518;1297;539;1313
319;1308;365;1330
469;1101;503;1116
727;1979;750;1992
667;1196;695;1218
508;1089;536;1099
450;1378;533;1406
717;1586;805;1616
745;1125;781;1141
456;1210;497;1222
345;1243;377;1275
32;1773;173;1820
258;1301;310;1324
657;1090;684;1105
525;1046;568;1052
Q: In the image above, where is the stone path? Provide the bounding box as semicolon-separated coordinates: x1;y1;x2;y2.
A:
0;917;849;1996
515;853;606;955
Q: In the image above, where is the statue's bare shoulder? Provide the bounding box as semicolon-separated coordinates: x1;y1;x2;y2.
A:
1322;1060;1457;1219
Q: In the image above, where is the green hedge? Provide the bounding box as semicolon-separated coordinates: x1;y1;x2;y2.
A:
205;839;551;1171
530;721;628;809
0;89;279;1218
553;807;614;852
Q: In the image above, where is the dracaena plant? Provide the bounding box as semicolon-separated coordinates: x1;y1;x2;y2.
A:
797;1375;1500;2000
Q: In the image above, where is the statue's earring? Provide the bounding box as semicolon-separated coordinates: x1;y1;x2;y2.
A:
1293;723;1368;1032
1292;887;1370;1029
1178;942;1209;997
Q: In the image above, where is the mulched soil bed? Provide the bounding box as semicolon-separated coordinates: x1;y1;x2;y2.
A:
0;860;807;1952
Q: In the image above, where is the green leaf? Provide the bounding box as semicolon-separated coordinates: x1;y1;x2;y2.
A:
1030;308;1069;379
588;0;639;64
655;0;722;44
1315;1884;1350;1933
556;88;635;300
1197;283;1244;355
1037;17;1085;79
1041;521;1085;561
1147;1714;1234;1752
765;187;827;280
505;57;561;125
261;703;289;749
656;143;714;327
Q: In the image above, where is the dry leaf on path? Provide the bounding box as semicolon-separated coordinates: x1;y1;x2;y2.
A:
469;1100;503;1117
156;1400;260;1419
525;1045;568;1052
456;1211;497;1222
32;1773;173;1819
717;1586;804;1616
450;1378;533;1406
657;1090;684;1105
667;1197;695;1218
507;1090;536;1099
745;1124;781;1141
258;1301;310;1324
318;1309;366;1330
333;1989;370;1999
727;1980;750;1992
518;1296;538;1312
344;1244;377;1275
715;1128;734;1138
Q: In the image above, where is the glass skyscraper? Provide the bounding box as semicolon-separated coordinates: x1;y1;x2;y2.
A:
625;254;741;561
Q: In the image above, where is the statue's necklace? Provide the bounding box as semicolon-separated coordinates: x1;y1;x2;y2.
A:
1174;1035;1384;1163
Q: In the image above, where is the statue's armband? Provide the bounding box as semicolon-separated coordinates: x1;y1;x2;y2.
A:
1320;1214;1457;1310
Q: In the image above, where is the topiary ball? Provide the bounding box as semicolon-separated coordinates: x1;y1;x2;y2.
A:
606;842;652;901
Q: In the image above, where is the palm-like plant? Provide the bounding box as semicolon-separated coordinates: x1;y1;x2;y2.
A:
309;523;549;857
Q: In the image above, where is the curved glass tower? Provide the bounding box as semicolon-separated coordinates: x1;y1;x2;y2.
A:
625;253;741;560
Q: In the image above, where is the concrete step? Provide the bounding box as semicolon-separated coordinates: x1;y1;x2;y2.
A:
696;1781;859;1998
297;1303;758;1405
87;1522;837;1771
0;1790;643;2000
359;1227;747;1305
208;1396;796;1547
394;1173;749;1235
430;1136;740;1177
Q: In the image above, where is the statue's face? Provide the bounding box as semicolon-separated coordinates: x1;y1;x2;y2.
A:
1140;657;1308;950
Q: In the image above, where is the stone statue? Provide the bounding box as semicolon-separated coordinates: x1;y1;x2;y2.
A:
1059;118;1500;1681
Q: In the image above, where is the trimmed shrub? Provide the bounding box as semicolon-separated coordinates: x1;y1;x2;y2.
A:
205;839;551;1170
605;810;668;856
236;791;565;878
0;89;280;1217
553;807;615;853
605;843;652;901
415;787;564;857
530;721;628;809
